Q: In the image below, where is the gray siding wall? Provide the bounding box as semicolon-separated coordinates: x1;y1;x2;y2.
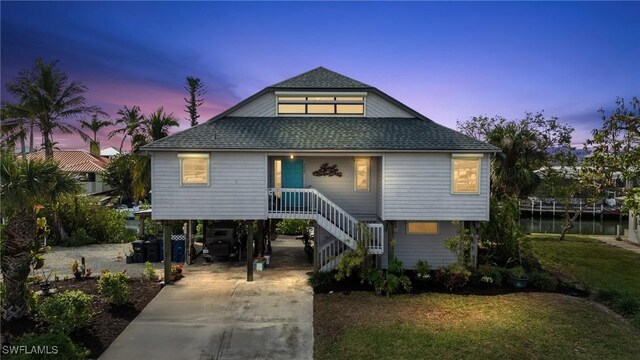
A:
382;221;458;269
228;93;276;117
303;157;378;216
151;152;267;220
383;153;490;221
366;93;412;118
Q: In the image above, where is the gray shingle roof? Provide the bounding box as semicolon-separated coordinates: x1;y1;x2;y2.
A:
271;67;371;89
141;117;498;152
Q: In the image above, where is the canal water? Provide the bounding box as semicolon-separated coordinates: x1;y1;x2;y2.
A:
519;217;629;236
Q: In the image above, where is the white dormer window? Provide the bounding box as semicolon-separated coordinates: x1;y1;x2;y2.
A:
276;93;365;115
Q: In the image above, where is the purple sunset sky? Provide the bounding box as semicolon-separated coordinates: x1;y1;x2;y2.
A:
1;1;639;151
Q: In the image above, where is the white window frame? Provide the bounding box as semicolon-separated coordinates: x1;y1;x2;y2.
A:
354;157;370;192
178;153;210;186
406;221;439;235
275;91;367;117
451;154;482;195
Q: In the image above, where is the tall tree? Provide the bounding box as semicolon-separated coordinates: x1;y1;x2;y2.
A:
583;97;640;242
109;105;144;152
458;112;574;199
5;58;96;160
77;111;111;151
184;76;206;127
1;152;81;319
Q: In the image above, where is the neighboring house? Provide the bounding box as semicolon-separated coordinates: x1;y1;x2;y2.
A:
100;146;121;159
28;149;111;194
141;67;498;277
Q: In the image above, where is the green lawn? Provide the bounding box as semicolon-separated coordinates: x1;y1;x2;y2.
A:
315;292;640;360
529;234;640;297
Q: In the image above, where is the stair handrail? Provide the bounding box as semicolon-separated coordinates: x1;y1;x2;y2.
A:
267;187;384;256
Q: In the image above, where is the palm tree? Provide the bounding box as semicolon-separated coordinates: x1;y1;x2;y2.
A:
1;152;81;320
109;105;145;152
487;122;546;198
5;58;96;160
78;111;112;144
143;107;180;141
1;105;37;157
127;107;179;201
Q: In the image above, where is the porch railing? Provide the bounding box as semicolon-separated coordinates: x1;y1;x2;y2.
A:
267;188;384;261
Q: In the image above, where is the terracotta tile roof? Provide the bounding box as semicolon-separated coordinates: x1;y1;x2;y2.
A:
27;150;110;173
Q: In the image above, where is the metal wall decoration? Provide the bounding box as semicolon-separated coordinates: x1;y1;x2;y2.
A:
312;163;342;177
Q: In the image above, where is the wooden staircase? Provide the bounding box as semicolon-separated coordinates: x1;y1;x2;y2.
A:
267;188;384;271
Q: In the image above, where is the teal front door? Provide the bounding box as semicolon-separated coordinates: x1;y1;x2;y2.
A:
281;159;303;207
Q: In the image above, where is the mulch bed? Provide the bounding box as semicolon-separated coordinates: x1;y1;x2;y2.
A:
312;275;589;298
1;278;162;358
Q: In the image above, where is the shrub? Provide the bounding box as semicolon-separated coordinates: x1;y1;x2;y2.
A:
479;196;523;266
415;260;431;280
5;332;89;360
612;295;640;317
51;194;136;246
67;228;95;247
308;271;334;288
275;219;311;235
509;266;528;279
334;226;373;282
434;263;472;291
366;258;412;296
444;222;472;265
528;271;558;291
39;290;94;334
142;261;157;281
98;271;130;305
477;264;504;286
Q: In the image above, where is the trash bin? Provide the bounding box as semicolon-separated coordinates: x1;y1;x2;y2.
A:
132;240;146;263
172;238;185;263
145;238;160;263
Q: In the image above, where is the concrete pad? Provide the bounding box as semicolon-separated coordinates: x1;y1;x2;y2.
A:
100;237;314;360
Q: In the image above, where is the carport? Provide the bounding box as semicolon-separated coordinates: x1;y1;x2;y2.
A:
134;211;307;284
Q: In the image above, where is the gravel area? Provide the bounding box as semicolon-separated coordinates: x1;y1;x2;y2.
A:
37;243;165;279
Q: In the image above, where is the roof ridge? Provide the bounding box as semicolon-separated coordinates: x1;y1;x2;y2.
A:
269;66;326;88
269;66;371;89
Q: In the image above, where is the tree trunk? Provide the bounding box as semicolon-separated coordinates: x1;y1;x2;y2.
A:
43;132;53;160
559;207;581;241
119;135;127;153
1;210;36;320
29;122;34;153
52;210;68;244
19;132;26;159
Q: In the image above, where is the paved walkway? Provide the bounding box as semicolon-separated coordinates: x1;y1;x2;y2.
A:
99;236;314;360
592;235;640;255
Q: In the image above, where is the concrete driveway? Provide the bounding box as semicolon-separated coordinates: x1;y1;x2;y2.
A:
100;236;314;360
